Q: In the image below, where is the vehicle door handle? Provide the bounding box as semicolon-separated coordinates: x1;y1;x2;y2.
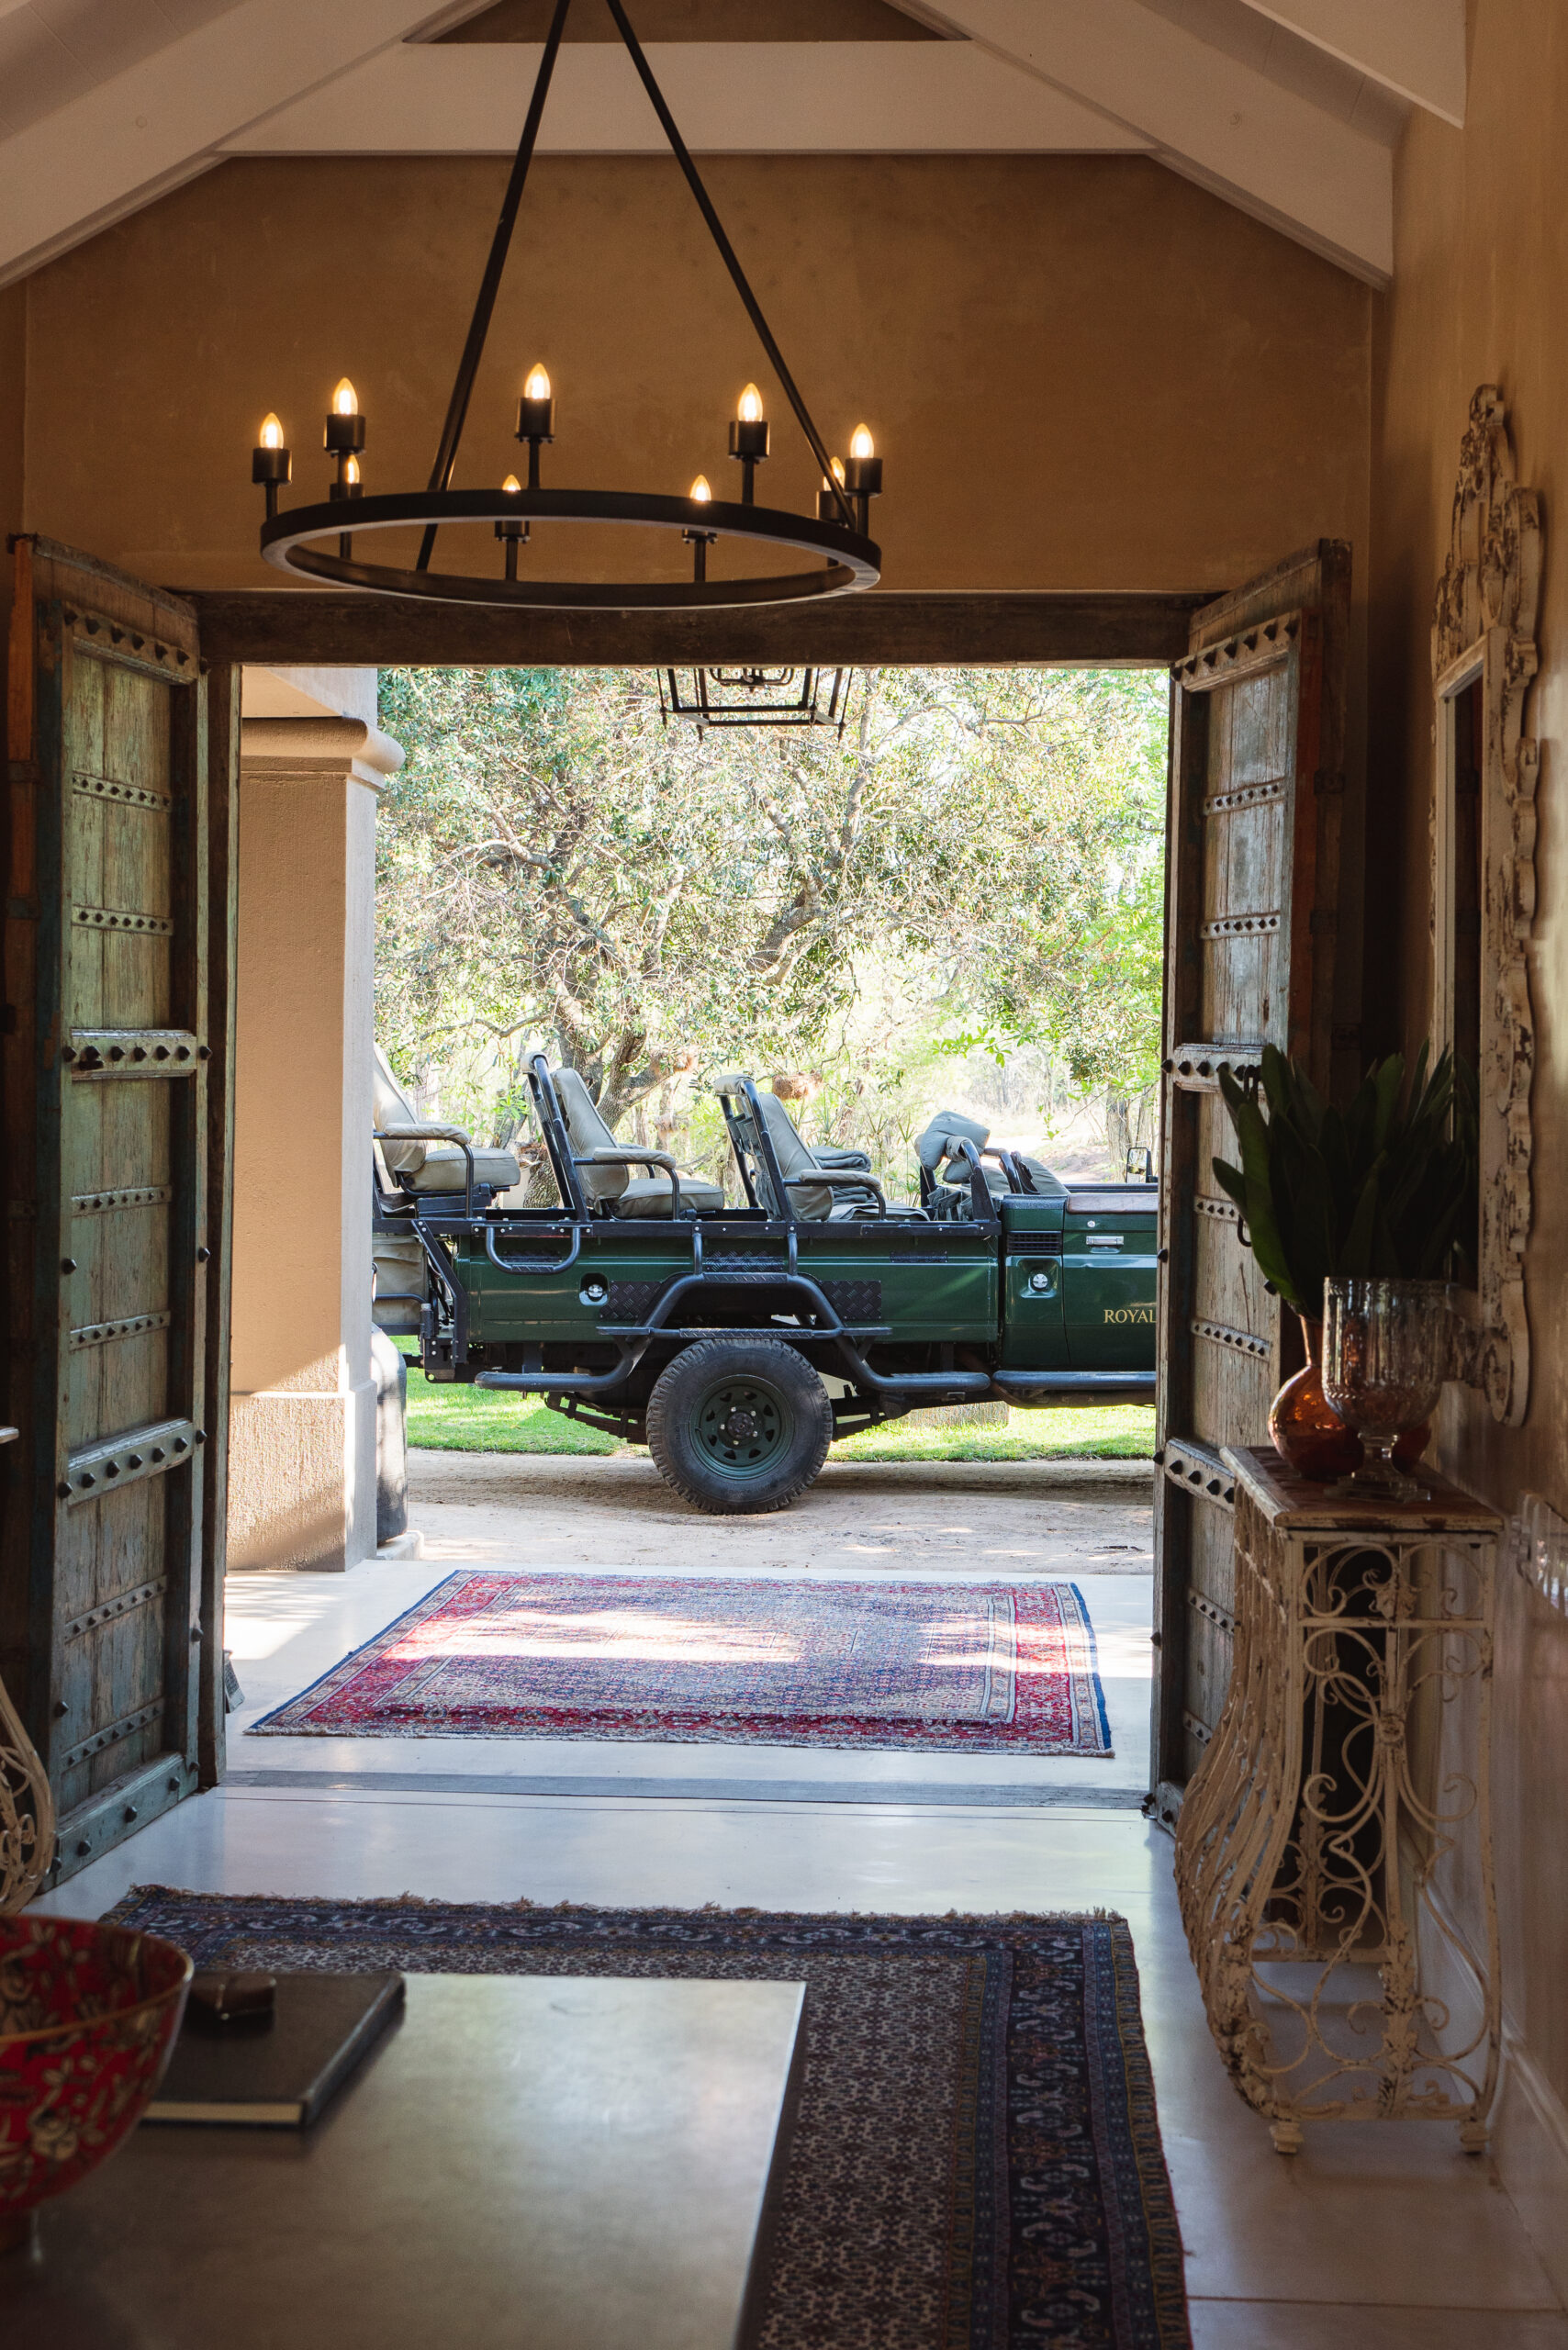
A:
1084;1235;1125;1248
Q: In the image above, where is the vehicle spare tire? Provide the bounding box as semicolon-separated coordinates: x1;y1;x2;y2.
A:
646;1337;834;1516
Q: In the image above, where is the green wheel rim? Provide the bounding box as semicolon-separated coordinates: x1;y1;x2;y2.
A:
692;1373;795;1480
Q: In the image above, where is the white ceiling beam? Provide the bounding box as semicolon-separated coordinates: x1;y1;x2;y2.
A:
0;1;470;289
915;0;1392;282
1235;0;1465;127
221;42;1148;157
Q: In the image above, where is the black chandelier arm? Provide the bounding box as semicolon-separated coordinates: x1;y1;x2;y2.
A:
602;0;857;534
415;0;575;574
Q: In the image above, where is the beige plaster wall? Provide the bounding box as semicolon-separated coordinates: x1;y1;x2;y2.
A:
226;723;387;1571
1371;0;1568;2228
10;152;1372;600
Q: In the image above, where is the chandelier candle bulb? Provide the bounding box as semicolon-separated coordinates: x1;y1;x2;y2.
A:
516;363;554;487
329;453;364;503
728;381;769;503
684;475;717;581
496;473;529;578
324;378;365;455
817;457;846;524
251;412;291;518
842;423;883;532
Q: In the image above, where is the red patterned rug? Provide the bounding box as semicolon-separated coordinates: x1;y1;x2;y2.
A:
252;1572;1114;1755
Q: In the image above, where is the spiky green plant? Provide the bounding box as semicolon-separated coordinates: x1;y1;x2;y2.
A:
1212;1046;1477;1315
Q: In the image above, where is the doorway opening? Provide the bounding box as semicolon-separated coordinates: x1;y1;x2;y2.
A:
227;657;1170;1818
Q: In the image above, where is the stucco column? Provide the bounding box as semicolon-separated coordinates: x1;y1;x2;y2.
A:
227;709;403;1572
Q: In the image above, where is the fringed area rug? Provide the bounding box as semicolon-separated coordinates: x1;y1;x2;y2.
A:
250;1572;1114;1756
107;1891;1187;2349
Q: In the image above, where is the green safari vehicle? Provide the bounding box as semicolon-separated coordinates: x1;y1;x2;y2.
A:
372;1056;1157;1515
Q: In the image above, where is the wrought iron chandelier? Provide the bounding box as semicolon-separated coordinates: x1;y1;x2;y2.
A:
250;0;883;612
657;664;856;738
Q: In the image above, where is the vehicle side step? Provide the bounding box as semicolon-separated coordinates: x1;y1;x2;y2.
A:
994;1371;1156;1403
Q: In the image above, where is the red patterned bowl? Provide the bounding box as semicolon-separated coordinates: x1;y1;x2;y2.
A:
0;1913;192;2248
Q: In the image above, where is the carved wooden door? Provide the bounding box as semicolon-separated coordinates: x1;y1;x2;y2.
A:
3;537;238;1886
1150;542;1352;1827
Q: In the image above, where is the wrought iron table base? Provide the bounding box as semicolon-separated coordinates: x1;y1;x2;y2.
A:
1174;1447;1501;2154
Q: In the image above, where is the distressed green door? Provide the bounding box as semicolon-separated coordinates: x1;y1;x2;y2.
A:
4;537;238;1886
1150;543;1353;1829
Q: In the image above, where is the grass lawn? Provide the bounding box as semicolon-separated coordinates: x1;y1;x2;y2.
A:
401;1351;1154;1461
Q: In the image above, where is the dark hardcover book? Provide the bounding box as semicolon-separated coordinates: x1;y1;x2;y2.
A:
146;1974;405;2128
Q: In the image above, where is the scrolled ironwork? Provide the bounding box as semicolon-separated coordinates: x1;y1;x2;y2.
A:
0;1662;54;1912
1174;1450;1501;2151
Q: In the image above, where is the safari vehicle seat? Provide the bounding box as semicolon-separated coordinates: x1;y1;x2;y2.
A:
552;1067;725;1217
373;1045;522;1195
916;1109;1069;1216
755;1090;896;1219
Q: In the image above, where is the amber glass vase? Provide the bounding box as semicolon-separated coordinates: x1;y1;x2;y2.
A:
1270;1315;1432;1482
1270;1317;1361;1480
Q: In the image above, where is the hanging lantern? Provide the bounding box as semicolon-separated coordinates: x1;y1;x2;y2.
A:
657;666;856;739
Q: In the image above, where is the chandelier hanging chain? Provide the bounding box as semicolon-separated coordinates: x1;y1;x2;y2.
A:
600;0;856;534
416;0;573;574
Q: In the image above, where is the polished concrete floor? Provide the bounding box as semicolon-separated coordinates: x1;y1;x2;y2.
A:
36;1458;1568;2349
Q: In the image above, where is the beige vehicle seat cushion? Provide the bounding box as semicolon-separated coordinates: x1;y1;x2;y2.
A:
374;1044;426;1175
409;1143;523;1193
756;1091;834;1221
553;1067;723;1216
553;1068;630;1203
374;1042;521;1192
615;1171;725;1217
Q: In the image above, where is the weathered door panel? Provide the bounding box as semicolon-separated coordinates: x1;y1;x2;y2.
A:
1150;542;1352;1825
3;536;235;1886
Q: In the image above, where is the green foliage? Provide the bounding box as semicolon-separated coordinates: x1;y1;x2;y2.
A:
375;666;1167;1156
1212;1046;1478;1314
404;1360;618;1455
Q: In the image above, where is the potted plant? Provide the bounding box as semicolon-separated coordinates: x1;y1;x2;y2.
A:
1213;1046;1477;1477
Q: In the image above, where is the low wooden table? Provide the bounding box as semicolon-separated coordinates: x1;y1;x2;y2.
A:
0;1975;805;2349
1174;1446;1502;2153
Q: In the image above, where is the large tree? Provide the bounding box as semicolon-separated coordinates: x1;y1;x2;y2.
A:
375;665;1164;1153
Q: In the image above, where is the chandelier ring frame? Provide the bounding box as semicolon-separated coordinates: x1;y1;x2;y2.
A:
261;487;879;610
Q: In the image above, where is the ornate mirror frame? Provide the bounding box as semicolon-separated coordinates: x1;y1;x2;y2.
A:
1430;386;1541;1426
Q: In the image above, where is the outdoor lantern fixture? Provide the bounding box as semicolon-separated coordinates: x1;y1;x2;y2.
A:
657;665;857;740
247;0;882;611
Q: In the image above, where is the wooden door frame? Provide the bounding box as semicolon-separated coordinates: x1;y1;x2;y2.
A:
181;588;1208;670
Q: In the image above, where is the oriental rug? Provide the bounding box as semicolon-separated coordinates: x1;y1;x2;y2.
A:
250;1571;1113;1756
107;1891;1189;2350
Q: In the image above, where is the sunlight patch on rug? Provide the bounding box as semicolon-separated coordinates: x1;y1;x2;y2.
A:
251;1572;1114;1754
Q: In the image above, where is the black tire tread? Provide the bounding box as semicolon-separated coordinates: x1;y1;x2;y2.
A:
646;1337;833;1516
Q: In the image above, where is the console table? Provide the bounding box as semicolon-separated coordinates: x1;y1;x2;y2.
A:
0;1975;804;2349
1174;1446;1501;2154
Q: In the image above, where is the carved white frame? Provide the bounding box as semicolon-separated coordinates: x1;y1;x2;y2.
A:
1430;387;1540;1427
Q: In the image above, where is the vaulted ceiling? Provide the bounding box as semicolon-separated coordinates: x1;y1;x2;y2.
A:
0;0;1463;292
